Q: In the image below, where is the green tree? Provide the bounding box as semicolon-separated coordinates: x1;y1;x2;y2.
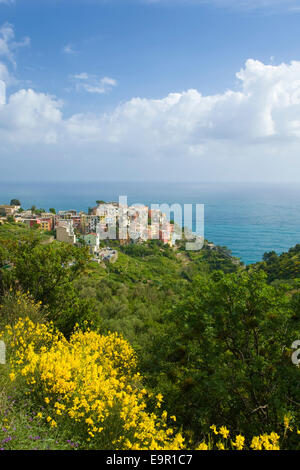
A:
150;270;300;439
35;208;46;216
0;238;92;335
10;199;21;206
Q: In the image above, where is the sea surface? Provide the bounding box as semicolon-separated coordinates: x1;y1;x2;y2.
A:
1;181;300;265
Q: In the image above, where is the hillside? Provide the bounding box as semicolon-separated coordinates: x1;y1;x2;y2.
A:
253;244;300;283
1;222;300;450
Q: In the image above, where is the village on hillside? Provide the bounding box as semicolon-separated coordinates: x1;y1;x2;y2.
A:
0;200;177;263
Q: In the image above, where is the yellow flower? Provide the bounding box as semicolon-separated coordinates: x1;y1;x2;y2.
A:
219;426;229;439
5;317;185;451
269;432;280;444
9;372;16;382
251;436;262;451
156;393;163;408
284;414;293;432
232;435;245;450
210;424;218;435
196;442;208;450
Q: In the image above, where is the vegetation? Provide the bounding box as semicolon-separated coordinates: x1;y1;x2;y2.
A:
1;221;300;450
253;244;300;282
10;199;21;207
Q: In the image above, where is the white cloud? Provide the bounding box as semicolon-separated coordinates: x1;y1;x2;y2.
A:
63;44;76;55
0;23;30;68
0;23;30;87
0;62;11;83
0;23;16;65
73;72;89;80
0;80;5;105
2;59;300;181
72;73;117;94
0;88;62;144
66;59;300;144
101;76;117;86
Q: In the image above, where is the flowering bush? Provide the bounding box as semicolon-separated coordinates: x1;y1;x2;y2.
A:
2;318;184;450
195;425;281;450
1;317;300;450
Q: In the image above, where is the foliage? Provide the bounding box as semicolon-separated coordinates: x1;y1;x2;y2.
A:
146;270;300;440
2;315;299;450
2;221;300;449
2;318;184;450
0;290;47;329
10;199;20;206
254;244;300;282
0;228;92;335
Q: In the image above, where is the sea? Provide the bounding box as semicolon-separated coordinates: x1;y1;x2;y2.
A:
1;181;300;265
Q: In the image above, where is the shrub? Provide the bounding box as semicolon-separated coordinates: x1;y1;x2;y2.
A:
3;318;184;450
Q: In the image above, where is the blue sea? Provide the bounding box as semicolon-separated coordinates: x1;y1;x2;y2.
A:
1;181;300;265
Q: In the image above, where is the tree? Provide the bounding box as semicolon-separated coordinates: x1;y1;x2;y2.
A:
263;251;278;263
150;270;300;438
10;199;21;206
34;208;46;216
0;238;92;335
49;208;56;214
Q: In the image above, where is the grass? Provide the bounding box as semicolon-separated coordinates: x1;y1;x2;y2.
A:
0;223;51;243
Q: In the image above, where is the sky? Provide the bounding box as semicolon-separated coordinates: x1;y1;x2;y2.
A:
1;0;300;182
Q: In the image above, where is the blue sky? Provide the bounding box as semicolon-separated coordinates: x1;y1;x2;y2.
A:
6;0;300;111
1;0;300;181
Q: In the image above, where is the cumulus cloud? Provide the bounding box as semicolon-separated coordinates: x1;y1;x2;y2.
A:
2;59;300;181
0;88;62;144
66;59;300;145
72;73;117;94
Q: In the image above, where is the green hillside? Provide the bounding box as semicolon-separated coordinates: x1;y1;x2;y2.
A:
1;221;300;450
